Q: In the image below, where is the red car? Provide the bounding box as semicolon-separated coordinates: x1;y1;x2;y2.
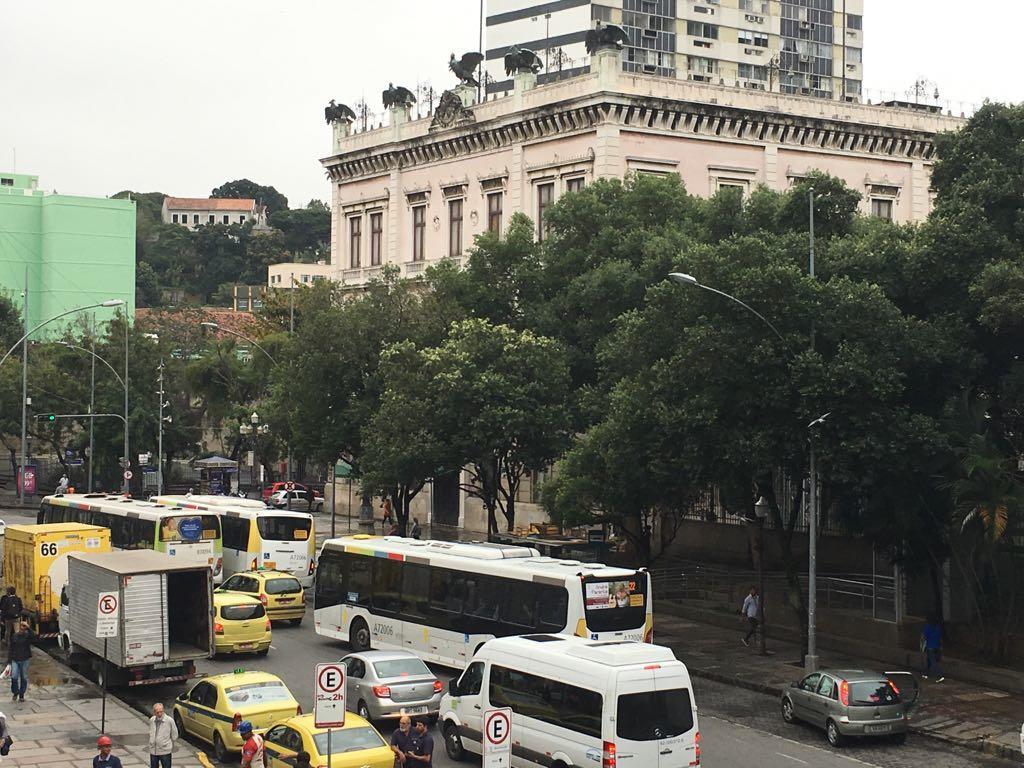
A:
262;481;308;502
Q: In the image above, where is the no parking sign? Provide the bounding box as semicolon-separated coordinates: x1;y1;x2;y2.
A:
314;663;346;728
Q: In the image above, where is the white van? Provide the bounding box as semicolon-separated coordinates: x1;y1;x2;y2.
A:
439;634;700;768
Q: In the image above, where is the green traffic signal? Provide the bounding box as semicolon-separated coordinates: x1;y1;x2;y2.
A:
47;414;56;422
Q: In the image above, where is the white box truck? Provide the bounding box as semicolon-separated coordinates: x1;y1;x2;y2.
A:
59;550;213;687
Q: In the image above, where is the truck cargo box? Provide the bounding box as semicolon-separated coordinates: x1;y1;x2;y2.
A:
66;550;213;669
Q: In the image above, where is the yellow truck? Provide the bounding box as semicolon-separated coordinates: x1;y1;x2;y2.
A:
2;523;111;638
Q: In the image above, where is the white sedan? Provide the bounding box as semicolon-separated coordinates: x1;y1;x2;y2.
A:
268;490;323;513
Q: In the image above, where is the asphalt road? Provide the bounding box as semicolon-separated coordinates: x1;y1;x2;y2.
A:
114;604;1018;768
1;504;1016;768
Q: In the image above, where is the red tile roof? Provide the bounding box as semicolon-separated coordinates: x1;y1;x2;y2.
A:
164;197;257;211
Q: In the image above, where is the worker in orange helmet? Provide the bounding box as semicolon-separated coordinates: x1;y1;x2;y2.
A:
94;735;123;768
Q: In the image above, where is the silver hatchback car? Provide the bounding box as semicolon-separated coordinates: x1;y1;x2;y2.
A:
340;650;443;723
781;668;919;747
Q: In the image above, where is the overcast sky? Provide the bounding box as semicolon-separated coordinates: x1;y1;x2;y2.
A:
3;1;1020;208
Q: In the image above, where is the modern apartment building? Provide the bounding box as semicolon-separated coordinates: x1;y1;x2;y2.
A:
485;0;864;101
0;172;135;333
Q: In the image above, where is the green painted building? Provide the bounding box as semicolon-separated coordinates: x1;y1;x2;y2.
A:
0;172;135;333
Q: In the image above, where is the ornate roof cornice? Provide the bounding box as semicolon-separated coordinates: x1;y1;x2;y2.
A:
322;90;950;184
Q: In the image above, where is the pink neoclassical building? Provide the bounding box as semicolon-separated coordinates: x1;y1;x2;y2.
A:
321;47;963;291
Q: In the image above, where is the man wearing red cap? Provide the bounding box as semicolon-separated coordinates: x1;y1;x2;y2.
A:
94;735;123;768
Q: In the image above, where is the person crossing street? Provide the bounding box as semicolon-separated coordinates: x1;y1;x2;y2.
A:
239;721;266;768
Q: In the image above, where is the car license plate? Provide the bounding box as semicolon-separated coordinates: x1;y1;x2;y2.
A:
865;724;891;734
401;706;428;715
153;662;179;670
236;642;255;650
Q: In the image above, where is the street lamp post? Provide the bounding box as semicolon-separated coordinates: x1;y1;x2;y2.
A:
200;322;286;502
0;297;125;504
753;495;770;656
56;341;127;494
805;411;830;672
239;412;269;495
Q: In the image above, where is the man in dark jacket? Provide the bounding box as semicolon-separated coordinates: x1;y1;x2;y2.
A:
0;589;22;648
8;621;35;702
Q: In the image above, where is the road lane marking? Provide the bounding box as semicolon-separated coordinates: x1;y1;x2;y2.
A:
776;753;809;765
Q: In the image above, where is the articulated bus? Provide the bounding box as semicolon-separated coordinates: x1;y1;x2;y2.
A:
39;494;223;583
153;496;316;587
314;535;653;668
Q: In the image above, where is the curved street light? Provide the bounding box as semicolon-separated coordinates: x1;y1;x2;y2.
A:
200;321;291;501
668;273;785;343
0;298;126;504
670;270;831;669
56;342;126;389
200;322;279;365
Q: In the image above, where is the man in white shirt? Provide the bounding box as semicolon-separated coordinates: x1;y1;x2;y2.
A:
741;586;760;647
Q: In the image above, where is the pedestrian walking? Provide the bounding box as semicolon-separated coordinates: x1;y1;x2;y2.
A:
238;721;265;768
94;735;123;768
293;751;312;768
147;702;178;768
740;586;759;647
410;517;421;540
56;474;69;494
1;588;23;647
382;498;394;534
921;615;945;682
390;715;415;764
7;621;35;702
406;717;434;766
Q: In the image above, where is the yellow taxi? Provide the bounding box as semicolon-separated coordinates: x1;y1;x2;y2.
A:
172;671;301;763
213;592;272;656
218;568;306;624
263;713;394;768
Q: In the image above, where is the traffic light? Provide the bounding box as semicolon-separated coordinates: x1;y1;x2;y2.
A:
46;414;56;422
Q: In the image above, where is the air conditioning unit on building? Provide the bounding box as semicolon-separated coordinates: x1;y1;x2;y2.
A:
742;80;766;90
744;47;763;55
799;53;810;62
643;28;657;38
800;20;812;30
745;13;764;23
643;63;658;73
800;86;812;94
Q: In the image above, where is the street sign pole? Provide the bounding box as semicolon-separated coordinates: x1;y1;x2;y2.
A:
95;590;120;735
483;708;512;768
101;637;108;734
327;728;332;766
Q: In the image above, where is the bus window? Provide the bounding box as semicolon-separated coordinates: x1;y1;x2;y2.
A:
371;559;402;614
314;549;344;609
499;580;537;632
221;516;251;551
400;563;429;621
257;516;311;541
536;585;569;633
583;575;647;633
345;555;372;608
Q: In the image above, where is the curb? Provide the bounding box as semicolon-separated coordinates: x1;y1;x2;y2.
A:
686;667;1020;762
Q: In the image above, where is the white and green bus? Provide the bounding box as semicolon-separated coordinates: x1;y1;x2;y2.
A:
153;495;315;587
39;494;224;584
314;535;653;668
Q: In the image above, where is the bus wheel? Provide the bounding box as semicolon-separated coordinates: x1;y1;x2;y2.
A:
291;616;303;626
443;722;466;762
350;619;371;652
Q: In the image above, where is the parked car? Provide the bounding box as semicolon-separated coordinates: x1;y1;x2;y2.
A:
262;712;393;768
339;650;444;724
262;482;308;503
269;489;323;513
780;668;918;746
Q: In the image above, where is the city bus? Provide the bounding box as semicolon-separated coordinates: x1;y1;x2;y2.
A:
38;494;224;583
153;495;316;587
313;535;653;668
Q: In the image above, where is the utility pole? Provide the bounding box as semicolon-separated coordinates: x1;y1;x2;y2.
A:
88;316;96;492
806;189;819;673
122;314;130;495
157;360;166;496
18;267;28;505
288;273;294;509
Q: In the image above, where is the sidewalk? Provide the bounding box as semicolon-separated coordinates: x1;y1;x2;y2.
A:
654;611;1023;761
0;649;210;767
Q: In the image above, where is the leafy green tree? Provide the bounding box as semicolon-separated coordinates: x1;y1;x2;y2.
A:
268;202;331;261
414;319;573;536
136;262;161;308
211;179;288;215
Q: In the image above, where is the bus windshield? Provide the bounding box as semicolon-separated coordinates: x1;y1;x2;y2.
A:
257;516;311;542
582;575;647;632
159;514;221;543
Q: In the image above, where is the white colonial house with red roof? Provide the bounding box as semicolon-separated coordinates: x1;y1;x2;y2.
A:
161;196;267;230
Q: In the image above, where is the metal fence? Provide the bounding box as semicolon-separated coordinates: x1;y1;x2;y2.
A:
650;557;898;623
